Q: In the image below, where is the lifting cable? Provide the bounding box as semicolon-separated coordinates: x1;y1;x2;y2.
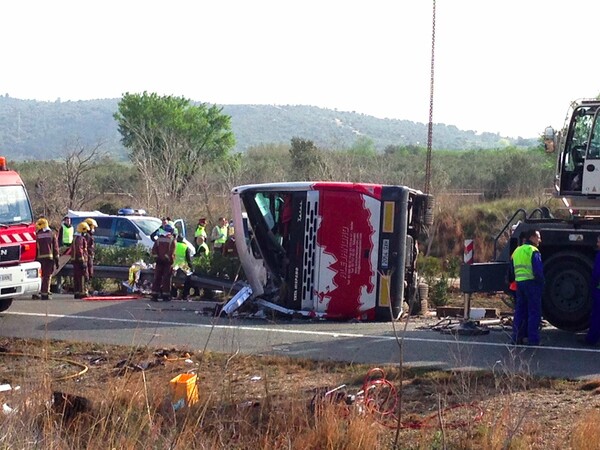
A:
424;0;436;195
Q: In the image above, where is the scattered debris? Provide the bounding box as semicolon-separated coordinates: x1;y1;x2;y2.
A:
114;358;164;375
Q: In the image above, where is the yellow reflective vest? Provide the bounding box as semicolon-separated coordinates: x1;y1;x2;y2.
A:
512;244;538;281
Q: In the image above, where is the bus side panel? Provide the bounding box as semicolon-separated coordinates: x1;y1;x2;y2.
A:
375;187;410;320
314;190;380;319
282;192;309;310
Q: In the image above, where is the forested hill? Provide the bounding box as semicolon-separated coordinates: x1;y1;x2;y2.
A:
0;96;538;161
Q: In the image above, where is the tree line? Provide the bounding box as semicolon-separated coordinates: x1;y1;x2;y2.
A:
11;93;554;260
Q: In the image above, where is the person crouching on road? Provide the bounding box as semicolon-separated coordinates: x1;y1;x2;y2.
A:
71;222;90;299
511;229;544;346
83;218;98;296
151;224;176;302
34;218;59;300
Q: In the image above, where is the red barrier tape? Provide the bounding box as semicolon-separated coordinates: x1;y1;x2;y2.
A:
83;295;142;301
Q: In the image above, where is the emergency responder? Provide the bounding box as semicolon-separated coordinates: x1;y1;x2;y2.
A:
34;218;59;300
150;217;169;241
584;235;600;345
210;217;228;254
172;234;194;300
511;229;544;346
151;224;176;301
57;216;74;248
71;222;90;299
194;218;208;252
84;218;98;296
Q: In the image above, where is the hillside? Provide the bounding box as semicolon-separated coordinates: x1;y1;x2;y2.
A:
0;96;538;161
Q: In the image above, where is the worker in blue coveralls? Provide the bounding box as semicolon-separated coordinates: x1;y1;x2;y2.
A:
584;235;600;345
511;229;544;346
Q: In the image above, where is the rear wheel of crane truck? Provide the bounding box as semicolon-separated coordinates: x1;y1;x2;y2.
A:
542;251;592;331
0;298;13;312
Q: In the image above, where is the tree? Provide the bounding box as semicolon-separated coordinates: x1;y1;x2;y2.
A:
288;137;329;181
63;140;103;209
114;92;235;213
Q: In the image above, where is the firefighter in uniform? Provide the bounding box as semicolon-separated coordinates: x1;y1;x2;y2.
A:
71;222;90;299
58;216;74;248
172;234;194;300
84;218;98;296
151;224;176;301
511;229;544;346
34;218;59;300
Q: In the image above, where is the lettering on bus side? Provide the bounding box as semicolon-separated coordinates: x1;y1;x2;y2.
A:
293;266;300;303
381;238;390;269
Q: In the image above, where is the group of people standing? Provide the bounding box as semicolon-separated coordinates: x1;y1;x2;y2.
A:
150;215;237;302
34;215;97;300
194;216;235;256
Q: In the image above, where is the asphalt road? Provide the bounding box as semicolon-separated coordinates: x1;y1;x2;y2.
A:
1;294;599;380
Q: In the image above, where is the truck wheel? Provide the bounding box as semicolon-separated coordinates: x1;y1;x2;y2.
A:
543;252;592;331
0;298;13;312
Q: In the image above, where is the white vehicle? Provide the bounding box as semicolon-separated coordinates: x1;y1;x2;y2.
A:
68;209;195;255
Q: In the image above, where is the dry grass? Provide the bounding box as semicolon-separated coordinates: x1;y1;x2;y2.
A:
1;337;600;449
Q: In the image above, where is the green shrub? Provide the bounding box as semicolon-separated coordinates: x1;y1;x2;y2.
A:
430;275;449;307
417;256;442;285
94;244;151;267
192;253;245;281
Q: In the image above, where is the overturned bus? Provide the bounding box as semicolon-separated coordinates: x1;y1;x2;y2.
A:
229;182;433;321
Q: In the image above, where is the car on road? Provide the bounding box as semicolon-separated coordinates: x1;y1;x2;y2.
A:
68;209;195;255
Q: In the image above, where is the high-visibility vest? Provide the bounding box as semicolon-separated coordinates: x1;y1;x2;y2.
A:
61;224;73;245
198;242;210;255
174;241;188;267
214;225;228;246
195;225;207;239
512;244;539;281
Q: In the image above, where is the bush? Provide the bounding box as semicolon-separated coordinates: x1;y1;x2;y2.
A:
429;275;449;307
94;245;151;267
192;253;245;281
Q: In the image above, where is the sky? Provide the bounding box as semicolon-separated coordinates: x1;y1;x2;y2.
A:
2;1;599;138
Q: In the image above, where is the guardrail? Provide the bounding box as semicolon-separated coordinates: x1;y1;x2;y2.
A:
58;264;243;294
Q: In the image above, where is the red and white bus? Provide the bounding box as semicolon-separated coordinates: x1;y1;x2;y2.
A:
231;182;433;321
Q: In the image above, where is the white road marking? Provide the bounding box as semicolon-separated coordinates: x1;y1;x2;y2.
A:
4;311;600;353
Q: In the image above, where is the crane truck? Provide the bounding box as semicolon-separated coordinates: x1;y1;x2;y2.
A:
461;98;600;331
0;157;41;312
229;182;433;321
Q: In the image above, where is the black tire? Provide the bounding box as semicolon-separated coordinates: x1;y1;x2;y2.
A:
0;298;13;312
542;252;593;331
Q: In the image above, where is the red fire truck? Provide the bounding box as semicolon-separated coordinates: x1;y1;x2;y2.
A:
230;182;433;321
0;157;41;312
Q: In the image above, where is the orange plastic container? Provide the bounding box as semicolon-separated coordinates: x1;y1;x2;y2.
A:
170;373;199;409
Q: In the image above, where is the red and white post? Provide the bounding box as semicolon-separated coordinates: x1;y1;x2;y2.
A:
463;239;474;320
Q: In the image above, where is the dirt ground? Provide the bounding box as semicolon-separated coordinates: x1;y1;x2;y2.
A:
1;335;600;449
